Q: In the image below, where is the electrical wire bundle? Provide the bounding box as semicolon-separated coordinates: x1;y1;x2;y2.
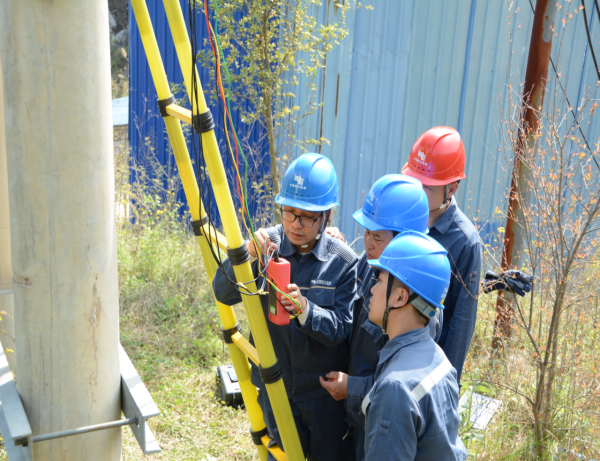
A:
187;0;302;313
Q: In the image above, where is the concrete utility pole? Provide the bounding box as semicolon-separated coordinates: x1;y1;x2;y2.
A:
0;1;121;459
492;0;558;349
0;53;16;374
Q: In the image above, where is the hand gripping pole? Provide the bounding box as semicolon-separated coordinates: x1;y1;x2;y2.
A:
131;2;304;460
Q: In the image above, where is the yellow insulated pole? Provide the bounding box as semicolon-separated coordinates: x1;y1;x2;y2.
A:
129;4;269;461
156;4;306;456
130;2;303;460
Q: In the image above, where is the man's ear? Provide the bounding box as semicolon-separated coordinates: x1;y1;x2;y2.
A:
389;286;410;309
447;181;459;199
325;210;332;225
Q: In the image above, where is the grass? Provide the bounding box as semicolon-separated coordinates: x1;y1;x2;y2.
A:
120;209;600;460
118;213;256;460
2;184;597;460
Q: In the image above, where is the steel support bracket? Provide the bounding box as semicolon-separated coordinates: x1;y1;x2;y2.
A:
0;341;32;461
0;343;161;459
119;344;161;454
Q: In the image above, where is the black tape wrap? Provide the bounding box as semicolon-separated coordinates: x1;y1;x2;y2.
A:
191;216;209;236
222;323;242;344
157;95;175;117
249;426;268;445
259;361;283;385
192;110;215;134
227;244;250;266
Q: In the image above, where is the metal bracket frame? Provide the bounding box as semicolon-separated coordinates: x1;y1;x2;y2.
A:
0;341;32;461
0;342;161;459
119;343;161;454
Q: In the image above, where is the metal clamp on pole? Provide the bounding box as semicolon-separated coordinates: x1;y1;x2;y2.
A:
157;95;176;117
222;323;242;344
227;244;251;266
259;361;283;385
192;110;215;134
0;342;162;460
191;216;209;236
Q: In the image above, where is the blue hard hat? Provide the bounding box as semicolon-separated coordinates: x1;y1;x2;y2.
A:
368;231;451;309
353;174;429;233
275;153;339;211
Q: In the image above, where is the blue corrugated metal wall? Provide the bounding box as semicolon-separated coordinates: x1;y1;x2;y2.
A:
129;1;270;224
130;1;600;245
304;0;600;249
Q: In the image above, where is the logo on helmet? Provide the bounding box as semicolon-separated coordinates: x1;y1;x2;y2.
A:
290;174;307;190
367;191;376;205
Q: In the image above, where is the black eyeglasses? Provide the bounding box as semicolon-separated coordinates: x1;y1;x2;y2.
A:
280;207;322;228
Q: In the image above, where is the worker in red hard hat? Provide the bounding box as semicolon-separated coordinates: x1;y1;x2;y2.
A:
402;126;482;384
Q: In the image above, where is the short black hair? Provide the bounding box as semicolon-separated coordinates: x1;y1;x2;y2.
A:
389;276;429;326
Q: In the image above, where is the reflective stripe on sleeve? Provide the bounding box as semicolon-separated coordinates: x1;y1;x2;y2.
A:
362;388;373;415
411;358;453;402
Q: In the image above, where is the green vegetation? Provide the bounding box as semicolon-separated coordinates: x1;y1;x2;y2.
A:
118;184;599;460
117;172;256;460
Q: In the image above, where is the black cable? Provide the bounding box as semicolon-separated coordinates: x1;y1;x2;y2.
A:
187;0;271;297
526;0;600;171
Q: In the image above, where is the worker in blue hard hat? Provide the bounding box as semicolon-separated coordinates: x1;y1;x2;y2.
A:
320;174;436;461
212;153;357;460
362;231;467;460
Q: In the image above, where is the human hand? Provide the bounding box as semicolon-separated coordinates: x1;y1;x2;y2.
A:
326;227;345;242
319;372;348;400
279;283;307;314
247;228;276;258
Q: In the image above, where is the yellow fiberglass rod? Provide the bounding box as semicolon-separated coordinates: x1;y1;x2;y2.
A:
160;2;304;460
129;2;274;461
132;0;304;460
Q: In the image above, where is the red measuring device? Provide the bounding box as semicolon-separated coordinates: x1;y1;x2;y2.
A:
266;251;291;325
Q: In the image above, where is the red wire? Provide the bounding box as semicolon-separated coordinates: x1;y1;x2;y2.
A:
203;0;247;215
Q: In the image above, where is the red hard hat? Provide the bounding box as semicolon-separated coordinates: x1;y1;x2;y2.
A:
402;126;466;186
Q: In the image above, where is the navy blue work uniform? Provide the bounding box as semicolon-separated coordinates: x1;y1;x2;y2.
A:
212;225;358;460
362;328;467;460
429;197;482;383
346;253;442;461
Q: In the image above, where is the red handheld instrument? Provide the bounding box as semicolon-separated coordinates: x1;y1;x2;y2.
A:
266;252;291;325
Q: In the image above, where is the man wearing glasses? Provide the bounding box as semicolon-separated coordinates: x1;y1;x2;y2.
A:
213;153;358;460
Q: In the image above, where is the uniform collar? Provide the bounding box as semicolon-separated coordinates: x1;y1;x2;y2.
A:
277;227;329;262
430;196;457;236
378;327;430;364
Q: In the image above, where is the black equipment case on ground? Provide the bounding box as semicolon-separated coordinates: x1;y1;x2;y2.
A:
216;364;244;407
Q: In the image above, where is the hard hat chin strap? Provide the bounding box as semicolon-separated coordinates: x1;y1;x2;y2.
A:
382;274;399;335
438;184;450;210
299;212;326;249
381;275;437;335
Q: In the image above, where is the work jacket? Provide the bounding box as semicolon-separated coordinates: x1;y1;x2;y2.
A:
212;225;358;401
429;197;482;383
362;328;467;461
346;253;443;432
